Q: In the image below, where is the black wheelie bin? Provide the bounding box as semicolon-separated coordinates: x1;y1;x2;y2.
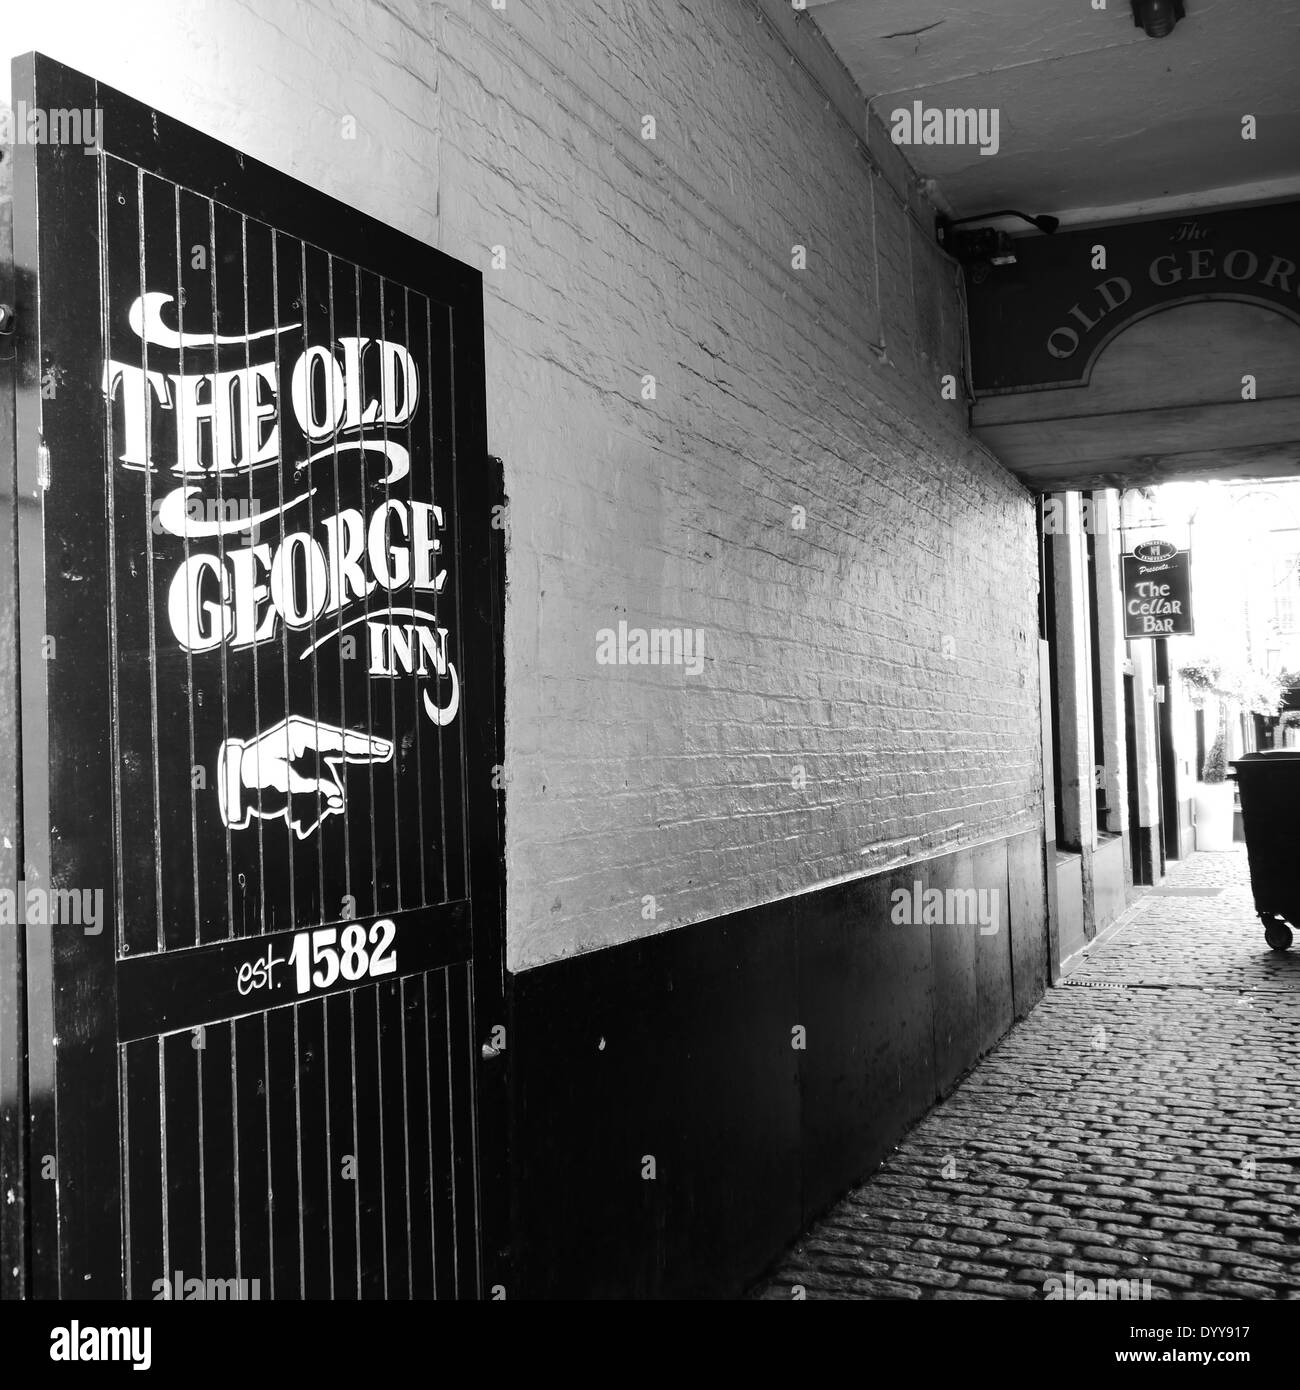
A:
1230;749;1300;951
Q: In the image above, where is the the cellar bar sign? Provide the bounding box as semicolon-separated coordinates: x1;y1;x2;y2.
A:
1122;540;1194;638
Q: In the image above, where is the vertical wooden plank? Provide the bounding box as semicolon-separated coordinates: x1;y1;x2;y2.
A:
207;196;263;942
295;239;332;927
374;275;423;915
351;986;385;1298
162;1031;203;1286
314;255;356;927
15;55;123;1295
102;156;159;959
449;277;506;1292
295;998;331;1298
422;973;447;1295
231;212;275;938
199;1019;236;1287
247;223;303;937
0;100;28;1302
279;232;324;932
324;990;359;1299
162;185;235;949
141;173;203;953
265;1004;301;1298
424;969;455;1295
123;1038;164;1299
316;256;367;924
353;268;400;918
427;304;467;906
401;292;440;907
358;267;399;918
377;976;408;1298
232;1013;271;1291
447;964;479;1297
402;975;435;1299
417;298;451;908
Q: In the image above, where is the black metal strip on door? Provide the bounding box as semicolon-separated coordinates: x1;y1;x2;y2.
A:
10;53;505;1300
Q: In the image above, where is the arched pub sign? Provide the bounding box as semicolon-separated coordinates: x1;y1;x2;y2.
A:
2;54;506;1298
965;200;1300;393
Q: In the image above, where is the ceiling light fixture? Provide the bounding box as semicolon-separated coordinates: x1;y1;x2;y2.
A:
1131;0;1185;38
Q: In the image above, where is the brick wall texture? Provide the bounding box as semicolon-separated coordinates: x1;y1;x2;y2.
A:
4;0;1044;970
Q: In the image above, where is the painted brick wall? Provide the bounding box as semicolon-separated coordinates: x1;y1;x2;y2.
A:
3;0;1043;972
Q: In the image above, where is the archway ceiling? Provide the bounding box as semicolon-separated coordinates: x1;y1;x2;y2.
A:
806;0;1300;226
971;301;1300;491
804;1;1300;489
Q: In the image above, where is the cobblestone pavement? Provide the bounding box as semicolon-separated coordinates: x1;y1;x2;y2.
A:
751;848;1300;1300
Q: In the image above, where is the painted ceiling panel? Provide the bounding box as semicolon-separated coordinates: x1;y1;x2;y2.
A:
806;0;1300;218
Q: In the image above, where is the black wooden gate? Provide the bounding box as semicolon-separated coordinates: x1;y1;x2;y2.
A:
3;53;505;1299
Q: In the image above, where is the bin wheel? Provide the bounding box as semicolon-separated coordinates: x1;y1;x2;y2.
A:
1263;917;1294;952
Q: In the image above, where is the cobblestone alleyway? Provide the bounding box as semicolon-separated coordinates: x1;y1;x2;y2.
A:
752;848;1300;1300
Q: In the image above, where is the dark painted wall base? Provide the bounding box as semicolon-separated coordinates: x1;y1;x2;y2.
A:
1131;824;1158;886
506;828;1048;1298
